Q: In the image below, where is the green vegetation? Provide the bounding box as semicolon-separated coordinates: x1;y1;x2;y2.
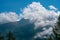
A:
0;32;4;40
0;31;15;40
48;15;60;40
7;31;15;40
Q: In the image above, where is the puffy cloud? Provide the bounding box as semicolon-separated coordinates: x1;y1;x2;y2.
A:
22;2;59;29
34;27;52;38
49;5;57;10
0;12;20;24
20;2;60;38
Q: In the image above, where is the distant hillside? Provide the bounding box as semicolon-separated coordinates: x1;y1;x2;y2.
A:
0;19;36;40
0;18;52;40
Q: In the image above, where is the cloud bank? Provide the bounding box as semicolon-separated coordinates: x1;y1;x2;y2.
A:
22;2;59;29
21;2;60;38
0;12;20;24
0;2;60;38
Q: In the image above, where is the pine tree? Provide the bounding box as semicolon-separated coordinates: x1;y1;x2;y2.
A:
0;32;4;40
48;36;52;40
7;31;15;40
52;15;60;40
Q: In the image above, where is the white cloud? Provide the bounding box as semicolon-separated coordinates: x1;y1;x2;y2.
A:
0;12;20;24
34;27;52;38
22;2;59;29
49;5;57;10
20;2;60;38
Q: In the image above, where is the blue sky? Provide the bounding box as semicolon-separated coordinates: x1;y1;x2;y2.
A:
0;0;60;14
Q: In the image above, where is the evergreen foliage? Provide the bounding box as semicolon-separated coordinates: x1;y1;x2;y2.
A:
7;31;15;40
51;15;60;40
0;32;4;40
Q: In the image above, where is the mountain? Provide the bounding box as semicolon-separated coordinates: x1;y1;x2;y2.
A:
0;18;52;40
0;19;36;40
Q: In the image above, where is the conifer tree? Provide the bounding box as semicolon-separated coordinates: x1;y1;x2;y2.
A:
0;32;4;40
7;31;15;40
52;15;60;40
